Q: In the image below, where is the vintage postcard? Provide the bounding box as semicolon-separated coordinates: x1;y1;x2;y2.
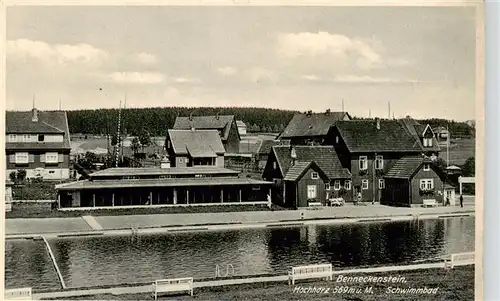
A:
2;1;484;300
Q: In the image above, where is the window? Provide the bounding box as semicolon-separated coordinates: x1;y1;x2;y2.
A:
423;164;430;171
8;134;17;142
15;152;29;164
45;152;59;164
335;136;339;144
311;172;319;179
307;185;317;199
167;141;171;148
378;179;385;189
22;134;32;142
375;155;384;170
273;162;277;170
359;156;368;170
423;138;433;147
38;134;45;142
344;180;351;190
49;171;55;174
333;180;341;190
325;183;331;190
179;158;183;163
362;179;369;190
419;179;434;190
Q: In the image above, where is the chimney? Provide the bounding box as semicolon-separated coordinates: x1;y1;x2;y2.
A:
290;146;297;166
31;108;38;122
375;117;380;130
325;109;331;116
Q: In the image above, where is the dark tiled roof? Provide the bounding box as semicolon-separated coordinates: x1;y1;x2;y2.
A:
273;145;351;179
385;156;427;179
173;115;237;141
168;129;225;156
6;142;71;151
56;177;272;190
6;110;71;150
400;118;440;152
280;112;351;138
90;166;239;178
335;120;422;153
283;161;311;181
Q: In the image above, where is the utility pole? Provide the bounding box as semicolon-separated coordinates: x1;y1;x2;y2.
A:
341;98;345;113
115;101;122;168
446;124;450;167
388;102;391;119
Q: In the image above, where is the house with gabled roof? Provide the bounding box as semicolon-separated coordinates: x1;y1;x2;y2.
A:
383;156;452;207
173;114;240;153
278;110;351;146
6;108;71;180
262;145;351;208
327;117;440;203
165;129;226;168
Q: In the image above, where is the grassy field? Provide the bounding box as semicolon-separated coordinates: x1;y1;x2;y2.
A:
446;138;475;166
48;266;474;301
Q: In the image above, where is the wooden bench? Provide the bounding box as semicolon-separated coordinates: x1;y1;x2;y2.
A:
444;252;475;269
5;288;32;300
288;264;333;285
152;277;193;300
422;199;438;208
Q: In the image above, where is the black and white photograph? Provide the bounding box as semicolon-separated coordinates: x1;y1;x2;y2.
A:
3;2;482;300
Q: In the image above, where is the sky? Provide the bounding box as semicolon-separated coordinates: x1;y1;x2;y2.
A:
6;5;477;120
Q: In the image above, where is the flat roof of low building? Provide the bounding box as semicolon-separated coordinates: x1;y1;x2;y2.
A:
56;177;272;190
90;167;239;178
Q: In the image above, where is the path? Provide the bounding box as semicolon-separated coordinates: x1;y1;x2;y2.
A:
6;203;475;236
32;261;473;300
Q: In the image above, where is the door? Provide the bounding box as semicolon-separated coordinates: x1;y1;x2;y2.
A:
445;189;455;206
354;186;361;202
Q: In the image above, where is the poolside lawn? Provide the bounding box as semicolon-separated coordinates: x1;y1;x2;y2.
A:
47;266;474;301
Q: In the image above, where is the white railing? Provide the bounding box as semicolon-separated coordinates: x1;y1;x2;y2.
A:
288;264;333;285
5;288;32;300
444;252;475;269
59;201;268;211
152;277;193;300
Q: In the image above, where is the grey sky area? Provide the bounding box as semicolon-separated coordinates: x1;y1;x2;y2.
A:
6;6;476;120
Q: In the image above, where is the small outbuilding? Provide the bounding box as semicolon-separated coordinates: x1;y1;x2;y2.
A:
383;156;451;207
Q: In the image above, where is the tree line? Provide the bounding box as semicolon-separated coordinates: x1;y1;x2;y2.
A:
65;107;474;138
67;107;297;136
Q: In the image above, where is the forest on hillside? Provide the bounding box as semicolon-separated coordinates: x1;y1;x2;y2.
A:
67;107;296;136
65;107;474;138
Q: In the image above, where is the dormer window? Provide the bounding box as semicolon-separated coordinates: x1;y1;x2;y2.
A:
423;164;430;171
423;138;433;147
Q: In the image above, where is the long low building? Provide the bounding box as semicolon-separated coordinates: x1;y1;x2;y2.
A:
55;166;272;209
